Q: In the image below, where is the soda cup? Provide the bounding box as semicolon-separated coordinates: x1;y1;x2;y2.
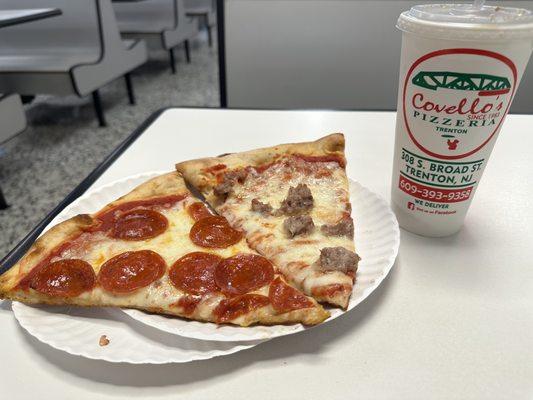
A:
391;3;533;237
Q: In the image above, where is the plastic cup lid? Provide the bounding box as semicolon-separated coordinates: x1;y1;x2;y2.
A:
398;3;533;41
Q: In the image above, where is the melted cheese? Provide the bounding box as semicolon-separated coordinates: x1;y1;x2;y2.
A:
26;196;327;325
48;197;251;321
218;159;356;299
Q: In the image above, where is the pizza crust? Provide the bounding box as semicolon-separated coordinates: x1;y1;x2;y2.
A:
176;133;346;202
229;301;329;326
0;294;329;326
97;171;188;214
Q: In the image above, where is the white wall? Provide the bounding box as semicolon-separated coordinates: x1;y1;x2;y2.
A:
224;0;533;113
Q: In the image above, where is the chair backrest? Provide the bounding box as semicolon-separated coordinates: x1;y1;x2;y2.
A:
0;0;102;54
184;0;214;10
185;0;215;24
114;0;177;33
175;0;196;34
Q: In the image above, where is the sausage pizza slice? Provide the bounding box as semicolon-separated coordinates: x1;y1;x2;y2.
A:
176;134;360;309
0;172;328;326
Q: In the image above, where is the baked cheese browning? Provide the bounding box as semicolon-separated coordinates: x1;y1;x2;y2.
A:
214;294;270;323
269;277;314;313
311;283;353;307
170;295;202;315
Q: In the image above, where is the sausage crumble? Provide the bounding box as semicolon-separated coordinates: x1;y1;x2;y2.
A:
318;247;360;273
284;215;315;238
251;198;273;215
213;169;248;198
278;184;314;215
321;217;354;238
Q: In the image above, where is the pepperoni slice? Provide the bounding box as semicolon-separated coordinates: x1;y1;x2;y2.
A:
169;252;222;295
189;216;242;248
269;277;314;313
187;202;214;222
30;259;96;297
215;254;274;296
214;294;270;323
110;209;168;241
98;250;166;294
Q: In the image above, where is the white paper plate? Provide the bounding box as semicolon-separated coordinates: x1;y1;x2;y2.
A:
11;171;263;363
124;176;400;341
13;172;399;345
12;302;262;364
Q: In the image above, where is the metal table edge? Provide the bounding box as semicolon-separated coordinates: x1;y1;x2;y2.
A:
0;8;62;29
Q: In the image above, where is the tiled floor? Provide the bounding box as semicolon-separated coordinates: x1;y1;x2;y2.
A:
0;33;218;258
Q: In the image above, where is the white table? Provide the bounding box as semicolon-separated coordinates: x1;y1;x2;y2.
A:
1;109;531;399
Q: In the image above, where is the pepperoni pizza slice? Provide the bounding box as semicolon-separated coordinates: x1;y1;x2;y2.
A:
176;134;360;309
0;172;329;326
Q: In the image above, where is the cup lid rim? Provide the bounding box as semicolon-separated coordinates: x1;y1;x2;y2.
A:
398;6;533;41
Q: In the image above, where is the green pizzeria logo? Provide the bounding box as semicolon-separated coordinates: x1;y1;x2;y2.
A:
412;72;511;95
411;71;511;150
403;49;517;160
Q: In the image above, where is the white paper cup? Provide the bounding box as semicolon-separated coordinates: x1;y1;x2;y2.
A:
391;3;533;237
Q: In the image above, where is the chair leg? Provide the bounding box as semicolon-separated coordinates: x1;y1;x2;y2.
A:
124;73;136;105
91;90;107;127
169;47;177;74
0;184;8;210
184;39;191;63
206;18;213;48
21;95;35;104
